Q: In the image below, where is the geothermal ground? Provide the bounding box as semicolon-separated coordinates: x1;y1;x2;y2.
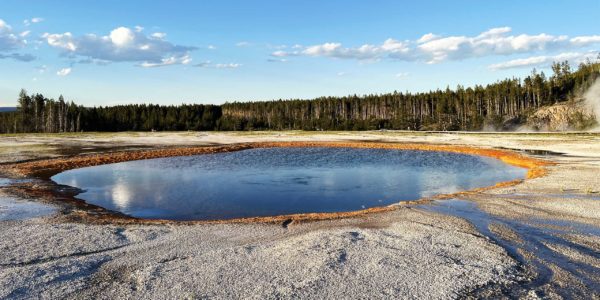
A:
0;131;599;299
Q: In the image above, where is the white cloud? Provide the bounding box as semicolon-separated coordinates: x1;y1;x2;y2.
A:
193;61;242;69
139;54;192;67
479;26;512;37
488;51;600;70
395;72;409;78
150;32;167;40
207;45;216;50
56;67;72;76
0;19;35;61
215;63;241;69
110;27;135;46
570;36;600;46
36;65;47;73
0;19;21;50
236;41;250;47
271;40;411;61
415;27;572;63
24;17;44;26
45;32;77;51
381;38;410;52
271;50;289;57
304;43;341;56
267;58;287;63
417;33;439;44
274;40;409;61
272;27;600;64
43;26;197;67
193;60;212;67
337;72;346;76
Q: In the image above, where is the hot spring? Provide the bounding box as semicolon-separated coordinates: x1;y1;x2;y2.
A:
50;147;527;221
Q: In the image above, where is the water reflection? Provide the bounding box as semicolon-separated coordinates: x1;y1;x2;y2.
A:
111;181;132;210
51;148;527;221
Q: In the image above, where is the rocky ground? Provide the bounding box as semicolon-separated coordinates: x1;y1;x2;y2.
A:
0;131;599;299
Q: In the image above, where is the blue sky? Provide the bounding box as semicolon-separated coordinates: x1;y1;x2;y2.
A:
1;0;599;106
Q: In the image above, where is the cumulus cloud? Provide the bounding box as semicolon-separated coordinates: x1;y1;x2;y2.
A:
56;67;72;76
570;36;600;46
0;19;35;61
43;26;197;67
489;51;600;70
416;27;572;63
272;27;600;64
0;19;23;50
416;33;439;44
274;39;411;61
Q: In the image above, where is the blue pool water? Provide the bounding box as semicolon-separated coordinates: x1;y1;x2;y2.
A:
51;147;527;220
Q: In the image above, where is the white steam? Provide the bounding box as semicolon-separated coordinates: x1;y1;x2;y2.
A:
584;78;600;131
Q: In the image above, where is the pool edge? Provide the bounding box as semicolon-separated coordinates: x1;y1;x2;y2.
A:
2;141;554;226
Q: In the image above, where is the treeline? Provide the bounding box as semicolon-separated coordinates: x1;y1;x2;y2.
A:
0;93;222;133
220;60;600;131
78;104;221;131
0;59;598;133
0;91;83;134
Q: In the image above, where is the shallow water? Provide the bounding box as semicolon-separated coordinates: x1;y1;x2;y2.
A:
421;199;600;298
51;147;526;220
0;196;57;221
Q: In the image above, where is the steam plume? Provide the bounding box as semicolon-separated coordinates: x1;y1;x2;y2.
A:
584;78;600;131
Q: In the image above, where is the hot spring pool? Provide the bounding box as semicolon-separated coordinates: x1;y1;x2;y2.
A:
51;147;527;221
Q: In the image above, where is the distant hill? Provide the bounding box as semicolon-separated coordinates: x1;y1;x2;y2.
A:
0;107;16;113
